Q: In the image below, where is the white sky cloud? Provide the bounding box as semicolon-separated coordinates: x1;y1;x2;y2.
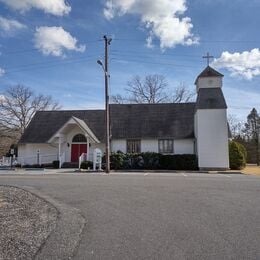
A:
0;16;26;34
103;0;199;49
212;48;260;80
34;26;86;57
0;0;71;16
0;67;5;76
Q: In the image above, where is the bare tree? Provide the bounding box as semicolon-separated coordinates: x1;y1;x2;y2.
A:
111;94;128;104
228;114;244;138
172;82;195;103
111;75;195;104
0;85;60;139
126;75;168;103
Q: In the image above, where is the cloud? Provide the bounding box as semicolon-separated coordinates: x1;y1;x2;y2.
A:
103;0;198;49
0;16;26;35
0;0;71;16
34;26;86;57
0;67;5;76
212;48;260;80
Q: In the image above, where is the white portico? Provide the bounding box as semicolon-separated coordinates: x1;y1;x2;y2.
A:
48;116;101;167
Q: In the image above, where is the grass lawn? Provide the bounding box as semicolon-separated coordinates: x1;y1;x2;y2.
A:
242;165;260;176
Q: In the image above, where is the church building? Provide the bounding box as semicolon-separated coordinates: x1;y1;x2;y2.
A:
18;66;230;170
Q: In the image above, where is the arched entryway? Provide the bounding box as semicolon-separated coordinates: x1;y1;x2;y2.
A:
71;134;87;162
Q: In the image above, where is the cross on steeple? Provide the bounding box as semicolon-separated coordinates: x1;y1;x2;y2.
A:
203;52;214;66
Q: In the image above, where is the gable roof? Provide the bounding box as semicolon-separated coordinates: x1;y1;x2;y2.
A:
196;88;227;109
19;110;105;144
48;116;100;143
19;103;196;144
195;66;224;84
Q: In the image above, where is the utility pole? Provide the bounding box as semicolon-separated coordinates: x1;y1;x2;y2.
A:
104;35;112;173
97;35;112;173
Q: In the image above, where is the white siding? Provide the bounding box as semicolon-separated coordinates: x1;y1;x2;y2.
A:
174;139;194;154
196;109;229;169
111;139;194;154
18;137;195;165
111;139;126;153
111;139;159;153
18;143;58;165
141;139;158;153
196;77;222;92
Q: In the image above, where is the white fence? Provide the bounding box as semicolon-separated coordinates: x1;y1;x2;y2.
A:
0;156;12;166
1;151;94;168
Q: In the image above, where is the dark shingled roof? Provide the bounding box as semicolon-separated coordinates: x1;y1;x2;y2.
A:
195;66;224;84
19;103;196;144
19;110;105;144
196;88;227;109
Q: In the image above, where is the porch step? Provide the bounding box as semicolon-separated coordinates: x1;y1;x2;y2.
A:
61;162;79;168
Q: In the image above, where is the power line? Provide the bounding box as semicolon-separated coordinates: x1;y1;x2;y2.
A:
4;54;99;71
111;58;198;68
111;49;203;58
114;38;260;44
111;53;204;63
111;52;260;68
3;57;97;75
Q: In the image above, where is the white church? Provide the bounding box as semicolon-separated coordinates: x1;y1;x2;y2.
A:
18;66;230;170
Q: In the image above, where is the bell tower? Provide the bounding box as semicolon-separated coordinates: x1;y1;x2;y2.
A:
194;65;229;170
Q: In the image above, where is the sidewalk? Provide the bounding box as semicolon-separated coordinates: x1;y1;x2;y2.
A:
0;168;244;175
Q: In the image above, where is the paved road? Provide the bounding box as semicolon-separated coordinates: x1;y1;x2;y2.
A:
0;172;260;259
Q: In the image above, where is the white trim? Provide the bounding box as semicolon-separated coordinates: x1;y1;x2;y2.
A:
48;116;100;144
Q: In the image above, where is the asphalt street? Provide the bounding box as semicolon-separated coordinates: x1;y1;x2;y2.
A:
0;172;259;260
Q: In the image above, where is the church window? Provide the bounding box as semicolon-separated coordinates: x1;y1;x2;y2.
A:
158;139;174;154
127;139;141;153
72;134;87;143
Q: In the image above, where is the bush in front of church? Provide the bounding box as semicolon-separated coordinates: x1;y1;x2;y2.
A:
159;154;198;170
108;152;198;170
229;141;246;170
81;161;93;169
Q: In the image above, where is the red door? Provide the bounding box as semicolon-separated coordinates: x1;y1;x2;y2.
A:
71;144;87;162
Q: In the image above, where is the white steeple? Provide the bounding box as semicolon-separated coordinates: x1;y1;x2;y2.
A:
195;66;224;93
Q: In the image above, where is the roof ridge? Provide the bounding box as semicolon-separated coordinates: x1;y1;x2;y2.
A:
37;109;105;113
110;102;196;106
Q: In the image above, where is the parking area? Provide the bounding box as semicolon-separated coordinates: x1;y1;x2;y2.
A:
0;171;259;259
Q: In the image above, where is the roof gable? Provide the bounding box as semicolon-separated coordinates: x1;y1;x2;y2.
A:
195;66;224;84
48;116;100;143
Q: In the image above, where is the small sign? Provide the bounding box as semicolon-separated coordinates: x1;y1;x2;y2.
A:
10;149;14;155
93;148;102;170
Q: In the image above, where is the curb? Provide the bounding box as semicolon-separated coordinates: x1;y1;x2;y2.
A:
19;186;86;260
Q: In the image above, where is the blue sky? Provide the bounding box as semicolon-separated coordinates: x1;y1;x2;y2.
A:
0;0;259;121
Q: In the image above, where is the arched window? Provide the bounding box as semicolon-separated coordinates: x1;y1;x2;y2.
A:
72;134;87;143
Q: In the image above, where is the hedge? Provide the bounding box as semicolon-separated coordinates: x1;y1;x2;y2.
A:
229;141;246;170
107;152;198;170
80;161;93;169
159;154;198;170
52;160;60;169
